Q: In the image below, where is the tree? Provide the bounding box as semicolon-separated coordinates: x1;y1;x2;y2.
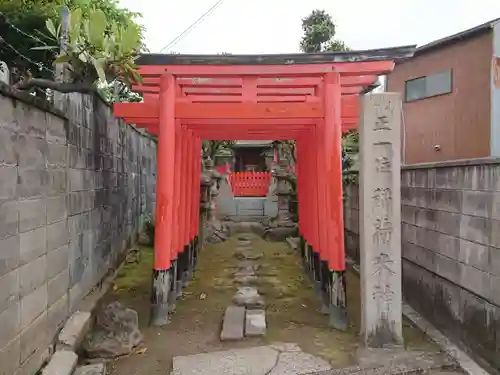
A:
299;9;350;53
202;140;235;161
0;0;145;98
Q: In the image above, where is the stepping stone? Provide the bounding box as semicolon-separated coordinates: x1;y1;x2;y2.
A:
245;309;266;337
234;275;259;285
234;269;255;278
74;364;106;375
220;306;245;341
238;233;256;241
238;260;260;271
171;345;331;375
233;286;265;309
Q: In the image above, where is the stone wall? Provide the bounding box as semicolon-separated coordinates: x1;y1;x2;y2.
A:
343;159;500;372
0;86;156;375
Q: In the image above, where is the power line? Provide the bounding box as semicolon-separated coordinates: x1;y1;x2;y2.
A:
159;0;226;53
0;37;54;73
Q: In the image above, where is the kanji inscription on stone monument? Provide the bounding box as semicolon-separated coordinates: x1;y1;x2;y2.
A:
359;93;403;348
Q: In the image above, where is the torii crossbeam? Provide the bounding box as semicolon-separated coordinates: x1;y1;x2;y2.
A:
113;46;415;327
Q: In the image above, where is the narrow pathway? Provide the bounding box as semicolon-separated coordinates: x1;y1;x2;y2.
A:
105;234;438;375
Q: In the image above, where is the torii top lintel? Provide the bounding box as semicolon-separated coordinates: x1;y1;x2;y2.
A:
114;45;416;136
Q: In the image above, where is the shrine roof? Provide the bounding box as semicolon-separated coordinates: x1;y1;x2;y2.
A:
135;45;416;66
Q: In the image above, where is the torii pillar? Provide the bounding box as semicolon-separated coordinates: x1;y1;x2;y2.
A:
359;93;403;347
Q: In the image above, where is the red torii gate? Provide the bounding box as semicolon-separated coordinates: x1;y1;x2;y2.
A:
113;48;414;327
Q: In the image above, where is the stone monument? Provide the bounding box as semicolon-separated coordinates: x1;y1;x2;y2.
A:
359;93;403;347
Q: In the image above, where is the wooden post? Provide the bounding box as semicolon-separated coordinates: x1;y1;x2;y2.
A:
151;74;176;326
359;93;403;347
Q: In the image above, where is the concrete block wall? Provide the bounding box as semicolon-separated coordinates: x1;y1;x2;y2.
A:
0;86;156;375
343;159;500;372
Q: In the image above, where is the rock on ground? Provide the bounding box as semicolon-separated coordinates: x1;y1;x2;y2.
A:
83;302;143;359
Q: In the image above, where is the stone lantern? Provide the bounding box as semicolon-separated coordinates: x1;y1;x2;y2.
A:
272;161;294;226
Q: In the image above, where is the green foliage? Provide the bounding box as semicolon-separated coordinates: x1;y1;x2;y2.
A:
40;5;142;86
0;0;144;98
202;140;235;160
299;9;350;53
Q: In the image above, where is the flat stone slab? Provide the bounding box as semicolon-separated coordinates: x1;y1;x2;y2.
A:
57;311;91;351
233;287;265;309
171;344;331;375
245;309;266;336
238;233;257;241
238;260;260;271
234;269;255;278
41;350;78;375
235;251;264;261
74;364;106;375
220;306;245;341
234;275;259;285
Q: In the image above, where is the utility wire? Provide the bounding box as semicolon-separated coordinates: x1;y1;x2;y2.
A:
159;0;226;52
0;37;54;73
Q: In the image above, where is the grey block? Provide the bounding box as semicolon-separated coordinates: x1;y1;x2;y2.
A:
47;195;67;224
46;169;67;196
0;200;18;239
17;134;47;168
0;335;21;375
20;227;46;265
48;294;69;333
47;221;68;252
57;311;91;351
220;305;245;341
458;262;490;298
47;245;69;280
41;350;78;375
18;106;46;138
20;310;49;363
19;255;47;297
458;238;489;272
0;127;17;165
17;169;47;199
462;190;492;218
245;309;266;337
0;301;20;349
46;115;67;145
20;283;48;328
0;268;19;315
0;166;17;200
48;269;69;306
459;214;490;245
46;142;68;168
0;234;20;278
19;198;46;232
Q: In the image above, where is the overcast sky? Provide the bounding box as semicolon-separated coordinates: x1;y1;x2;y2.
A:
118;0;500;54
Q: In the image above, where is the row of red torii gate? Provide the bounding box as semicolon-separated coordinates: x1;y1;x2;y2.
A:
113;47;415;330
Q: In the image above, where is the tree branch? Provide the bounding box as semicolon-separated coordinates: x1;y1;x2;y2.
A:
13;78;98;94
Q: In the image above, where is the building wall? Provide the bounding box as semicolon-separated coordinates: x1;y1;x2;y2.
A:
343;159;500;373
387;32;493;164
0;87;156;375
